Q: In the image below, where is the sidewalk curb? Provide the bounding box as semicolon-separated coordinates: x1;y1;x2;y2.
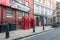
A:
13;28;54;40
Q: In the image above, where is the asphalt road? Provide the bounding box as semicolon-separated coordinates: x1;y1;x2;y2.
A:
22;28;60;40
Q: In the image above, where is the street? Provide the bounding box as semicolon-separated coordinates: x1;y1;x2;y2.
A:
20;28;60;40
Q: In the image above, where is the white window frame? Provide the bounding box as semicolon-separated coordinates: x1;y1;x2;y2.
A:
34;4;38;13
39;6;41;14
47;9;50;15
6;8;13;18
47;0;50;6
41;6;44;15
50;10;53;15
17;11;23;18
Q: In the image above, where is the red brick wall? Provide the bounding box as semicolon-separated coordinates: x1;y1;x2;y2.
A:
5;8;15;24
0;6;16;24
0;6;1;24
27;0;34;18
0;0;34;29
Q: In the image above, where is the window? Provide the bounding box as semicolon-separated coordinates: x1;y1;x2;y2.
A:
17;11;23;18
35;0;39;2
39;6;41;14
25;13;28;16
41;7;44;14
44;0;47;5
34;4;39;13
34;4;36;13
47;0;50;6
17;0;22;3
25;1;29;6
47;9;50;15
6;8;13;18
36;5;39;12
50;10;53;15
43;7;45;15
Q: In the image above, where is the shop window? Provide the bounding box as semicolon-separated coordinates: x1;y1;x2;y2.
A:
25;13;28;16
17;11;23;18
6;8;13;18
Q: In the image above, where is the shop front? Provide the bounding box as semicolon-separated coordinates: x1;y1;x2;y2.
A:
0;0;30;32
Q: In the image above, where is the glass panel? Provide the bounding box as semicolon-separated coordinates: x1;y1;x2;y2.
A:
25;13;28;16
6;8;13;17
17;11;23;18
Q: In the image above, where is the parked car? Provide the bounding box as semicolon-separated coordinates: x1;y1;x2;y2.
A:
52;22;60;27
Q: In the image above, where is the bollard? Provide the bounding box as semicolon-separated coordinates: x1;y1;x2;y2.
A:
5;21;9;39
43;24;45;30
5;25;9;39
33;26;35;32
43;17;45;30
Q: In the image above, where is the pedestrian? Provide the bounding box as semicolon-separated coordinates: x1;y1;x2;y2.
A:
5;21;9;39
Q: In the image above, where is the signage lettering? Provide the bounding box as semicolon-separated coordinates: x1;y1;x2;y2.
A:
0;0;29;12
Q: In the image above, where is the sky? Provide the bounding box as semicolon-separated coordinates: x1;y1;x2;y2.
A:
56;0;60;2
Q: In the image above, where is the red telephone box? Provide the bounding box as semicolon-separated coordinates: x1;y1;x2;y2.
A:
27;17;31;29
22;16;26;30
22;13;35;30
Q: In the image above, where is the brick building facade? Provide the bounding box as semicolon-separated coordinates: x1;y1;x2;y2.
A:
0;0;34;31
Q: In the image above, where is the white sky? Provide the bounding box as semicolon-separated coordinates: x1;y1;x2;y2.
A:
56;0;60;2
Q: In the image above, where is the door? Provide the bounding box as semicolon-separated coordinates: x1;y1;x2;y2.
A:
36;17;39;26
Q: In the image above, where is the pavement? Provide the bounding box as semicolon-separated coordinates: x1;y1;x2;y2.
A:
0;26;54;40
21;27;60;40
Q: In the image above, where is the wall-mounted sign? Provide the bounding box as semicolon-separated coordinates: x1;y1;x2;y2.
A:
0;0;30;12
10;1;30;12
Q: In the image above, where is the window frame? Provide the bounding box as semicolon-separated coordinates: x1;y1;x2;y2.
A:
6;8;13;18
17;11;23;18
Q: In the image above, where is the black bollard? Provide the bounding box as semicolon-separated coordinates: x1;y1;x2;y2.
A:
43;17;45;30
43;24;45;30
5;21;9;39
33;26;35;32
5;26;9;39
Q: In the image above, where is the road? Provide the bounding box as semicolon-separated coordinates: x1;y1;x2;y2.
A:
20;28;60;40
